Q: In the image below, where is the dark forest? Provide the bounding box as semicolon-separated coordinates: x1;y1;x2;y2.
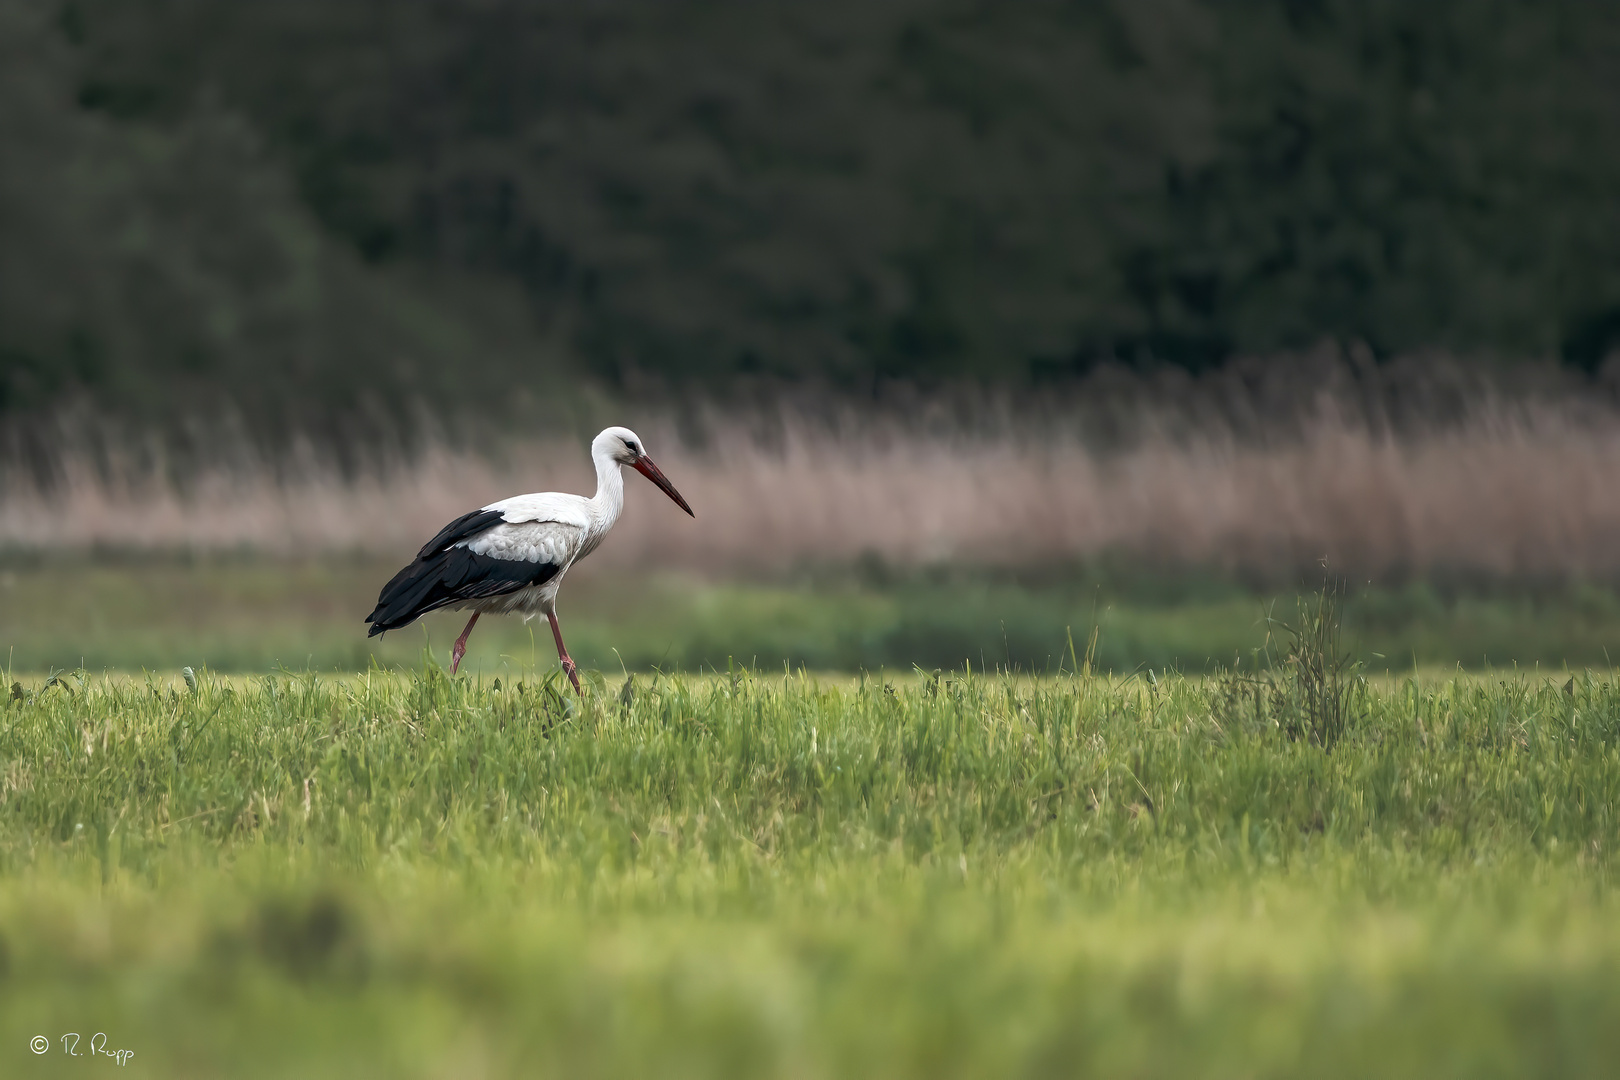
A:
4;0;1619;442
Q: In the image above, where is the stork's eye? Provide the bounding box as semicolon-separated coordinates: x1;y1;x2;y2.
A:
625;440;640;454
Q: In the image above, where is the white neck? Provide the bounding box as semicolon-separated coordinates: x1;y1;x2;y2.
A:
589;441;626;531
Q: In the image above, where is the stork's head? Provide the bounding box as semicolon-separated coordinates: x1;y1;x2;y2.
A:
594;426;695;517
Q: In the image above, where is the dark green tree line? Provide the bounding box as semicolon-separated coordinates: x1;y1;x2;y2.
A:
4;0;1620;436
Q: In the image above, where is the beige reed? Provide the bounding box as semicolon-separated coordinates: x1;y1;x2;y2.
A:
3;404;1619;579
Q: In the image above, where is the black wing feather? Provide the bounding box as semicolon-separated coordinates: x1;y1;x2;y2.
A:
364;511;562;635
416;508;507;559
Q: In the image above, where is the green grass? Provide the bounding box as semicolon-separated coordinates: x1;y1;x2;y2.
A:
2;664;1619;1077
4;554;1620;675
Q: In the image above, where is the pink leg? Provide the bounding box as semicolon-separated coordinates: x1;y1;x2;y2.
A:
548;612;581;694
451;612;479;675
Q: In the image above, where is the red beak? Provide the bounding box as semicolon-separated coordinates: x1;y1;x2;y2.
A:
632;454;695;517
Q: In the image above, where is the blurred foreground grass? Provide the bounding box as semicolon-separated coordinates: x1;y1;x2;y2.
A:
1;667;1619;1076
2;554;1619;675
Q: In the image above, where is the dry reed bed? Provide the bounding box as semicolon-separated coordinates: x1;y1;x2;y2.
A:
3;407;1619;580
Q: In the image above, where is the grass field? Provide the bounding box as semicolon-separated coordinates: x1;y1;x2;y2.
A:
3;661;1619;1077
5;554;1620;676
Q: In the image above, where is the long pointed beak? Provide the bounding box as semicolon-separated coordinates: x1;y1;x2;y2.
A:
632;454;695;517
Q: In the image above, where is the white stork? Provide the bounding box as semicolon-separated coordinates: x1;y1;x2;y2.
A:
365;426;693;690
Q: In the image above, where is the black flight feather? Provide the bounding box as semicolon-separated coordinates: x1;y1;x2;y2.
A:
416;508;507;558
364;510;561;635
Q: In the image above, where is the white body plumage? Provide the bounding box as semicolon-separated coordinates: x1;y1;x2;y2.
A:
458;483;617;618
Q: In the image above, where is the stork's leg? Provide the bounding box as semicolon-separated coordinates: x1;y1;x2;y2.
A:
548;611;581;694
450;612;480;675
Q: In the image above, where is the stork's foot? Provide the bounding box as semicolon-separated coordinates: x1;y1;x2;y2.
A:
547;610;582;694
450;612;479;676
